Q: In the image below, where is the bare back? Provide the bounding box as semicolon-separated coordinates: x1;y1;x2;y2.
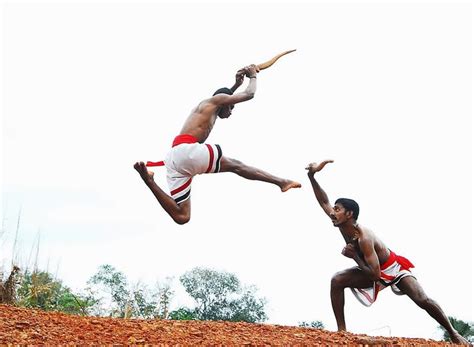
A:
180;99;219;143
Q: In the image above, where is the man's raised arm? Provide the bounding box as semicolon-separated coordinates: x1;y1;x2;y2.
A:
240;64;258;98
305;160;335;218
230;69;245;93
215;65;259;106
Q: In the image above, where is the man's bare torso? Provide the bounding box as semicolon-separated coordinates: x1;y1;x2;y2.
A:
343;225;391;265
180;99;218;143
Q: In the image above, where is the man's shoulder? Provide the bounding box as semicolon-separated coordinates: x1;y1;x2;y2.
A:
356;223;372;233
191;99;215;114
357;224;376;240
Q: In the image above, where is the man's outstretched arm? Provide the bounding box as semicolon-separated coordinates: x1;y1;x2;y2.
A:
305;160;335;218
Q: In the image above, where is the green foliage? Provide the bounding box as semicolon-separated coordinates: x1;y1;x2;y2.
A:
168;307;198;320
298;320;325;329
14;264;268;324
88;264;130;317
178;267;267;323
87;265;173;319
17;270;92;315
132;284;157;318
439;316;474;342
0;266;20;304
155;279;174;319
131;281;173;319
227;286;267;323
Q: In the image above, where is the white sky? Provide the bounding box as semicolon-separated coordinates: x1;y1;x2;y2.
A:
1;0;472;341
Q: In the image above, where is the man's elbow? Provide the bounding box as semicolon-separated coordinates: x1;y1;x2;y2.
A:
245;92;255;100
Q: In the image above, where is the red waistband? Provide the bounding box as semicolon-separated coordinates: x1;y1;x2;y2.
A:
381;250;414;271
172;134;198;147
145;134;199;167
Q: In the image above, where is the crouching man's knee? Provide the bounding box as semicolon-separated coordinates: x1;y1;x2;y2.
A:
331;271;347;289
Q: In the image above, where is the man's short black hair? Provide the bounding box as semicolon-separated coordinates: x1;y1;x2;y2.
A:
335;198;359;220
213;87;233;96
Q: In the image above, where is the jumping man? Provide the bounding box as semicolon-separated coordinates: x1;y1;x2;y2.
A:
134;64;301;224
305;160;469;345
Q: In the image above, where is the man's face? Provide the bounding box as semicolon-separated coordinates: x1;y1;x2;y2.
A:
218;104;234;119
330;203;351;226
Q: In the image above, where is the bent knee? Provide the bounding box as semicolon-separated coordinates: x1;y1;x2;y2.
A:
174;215;190;225
331;272;347;288
173;211;190;225
172;200;191;225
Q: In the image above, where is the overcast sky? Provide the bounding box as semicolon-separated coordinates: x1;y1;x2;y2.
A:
1;0;472;341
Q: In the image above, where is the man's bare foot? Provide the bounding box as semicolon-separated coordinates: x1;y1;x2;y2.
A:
134;161;155;183
280;180;302;192
451;332;471;345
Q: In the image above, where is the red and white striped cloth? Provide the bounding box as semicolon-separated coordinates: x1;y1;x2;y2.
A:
146;134;223;204
350;250;415;307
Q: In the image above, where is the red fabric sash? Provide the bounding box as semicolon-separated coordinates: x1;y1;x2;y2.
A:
381;250;415;271
146;160;165;167
172;134;198;147
146;134;199;167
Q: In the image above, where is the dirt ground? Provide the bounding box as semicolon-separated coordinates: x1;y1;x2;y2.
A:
0;304;458;345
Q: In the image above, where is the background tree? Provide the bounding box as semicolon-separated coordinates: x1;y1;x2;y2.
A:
155;278;174;319
131;279;174;319
438;316;473;343
87;264;174;319
16;269;92;315
0;266;20;304
130;282;157;319
177;267;267;323
88;264;130;317
168;307;198;320
227;285;267;323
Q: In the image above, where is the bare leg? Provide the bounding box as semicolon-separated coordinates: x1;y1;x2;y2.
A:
330;267;374;331
220;156;301;192
134;162;191;225
397;277;470;345
331;280;347;331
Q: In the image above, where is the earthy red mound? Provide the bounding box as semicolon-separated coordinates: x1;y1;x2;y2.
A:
0;304;455;345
